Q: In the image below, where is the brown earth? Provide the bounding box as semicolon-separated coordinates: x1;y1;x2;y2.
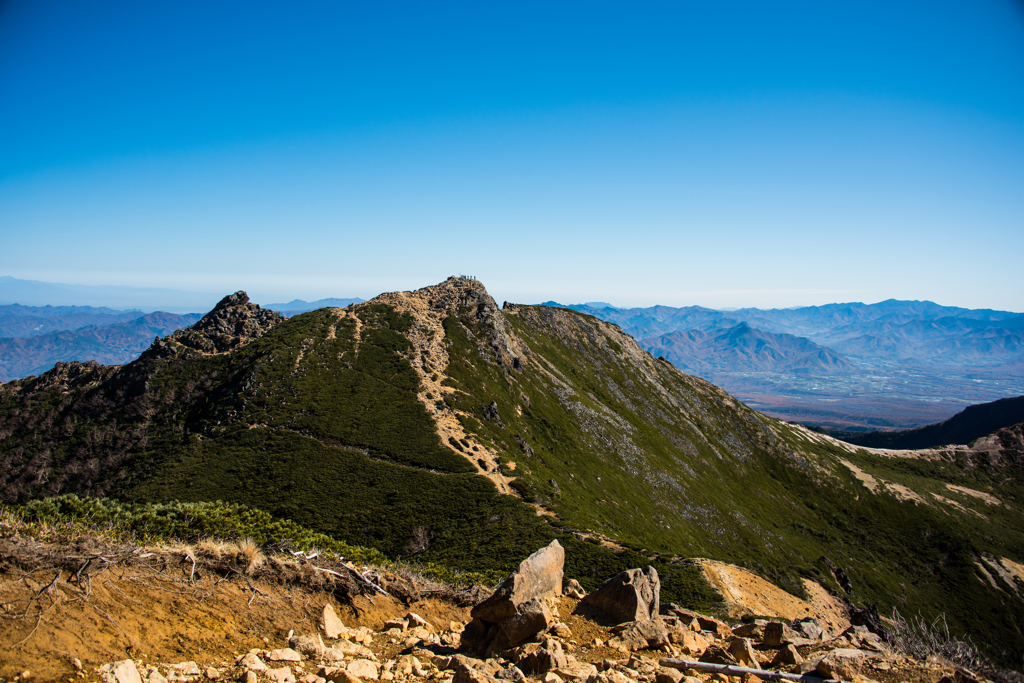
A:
0;529;992;683
0;534;468;682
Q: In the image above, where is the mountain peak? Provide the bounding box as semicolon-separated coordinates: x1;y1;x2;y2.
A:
146;290;282;358
213;290;250;309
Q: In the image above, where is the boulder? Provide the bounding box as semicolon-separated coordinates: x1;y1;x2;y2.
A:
672;631;708;656
727;638;761;669
698;645;738;666
289;634;326;656
472;541;565;623
99;661;142;683
268;649;302;663
502;599;555;647
815;648;871;680
580;566;660;623
608;619;670;651
172;663;202;676
791;617;823;641
762;622;785;648
770;644;804;667
238;654;268;672
323;604;346;639
347;660;379;681
143;668;167;683
517;638;570;674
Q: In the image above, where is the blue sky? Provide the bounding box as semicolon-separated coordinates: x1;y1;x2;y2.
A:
1;1;1023;310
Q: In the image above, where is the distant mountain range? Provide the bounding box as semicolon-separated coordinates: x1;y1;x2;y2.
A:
0;305;202;381
263;297;364;316
0;279;365;382
640;323;856;375
544;299;1024;429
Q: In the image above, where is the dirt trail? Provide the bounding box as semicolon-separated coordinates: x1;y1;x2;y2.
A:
366;278;518;494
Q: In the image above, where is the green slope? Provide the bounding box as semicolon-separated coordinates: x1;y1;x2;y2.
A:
1;278;1022;666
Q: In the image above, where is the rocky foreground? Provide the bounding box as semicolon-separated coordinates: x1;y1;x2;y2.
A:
24;541;998;683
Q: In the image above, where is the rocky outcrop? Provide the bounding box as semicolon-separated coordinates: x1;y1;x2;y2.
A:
465;541;565;655
146;291;282;358
472;541;564;623
580;566;660;623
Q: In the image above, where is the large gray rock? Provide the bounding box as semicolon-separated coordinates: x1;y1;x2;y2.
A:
762;621;785;648
814;648;872;679
580;566;660;623
727;638;761;669
791;617;823;641
607;619;670;651
770;643;804;667
501;599;555;647
517;639;570;674
323;604;347;639
472;541;565;623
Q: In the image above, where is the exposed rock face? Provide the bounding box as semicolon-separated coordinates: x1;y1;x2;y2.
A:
463;541;565;656
472;541;564;623
580;566;660;623
146;291;282;358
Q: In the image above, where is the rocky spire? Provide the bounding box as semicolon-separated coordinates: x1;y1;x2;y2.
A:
146;291;283;358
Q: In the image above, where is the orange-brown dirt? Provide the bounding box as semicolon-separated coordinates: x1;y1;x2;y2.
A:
0;533;985;683
0;534;469;682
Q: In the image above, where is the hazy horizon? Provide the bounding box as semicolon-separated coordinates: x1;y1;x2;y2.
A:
1;274;1021;315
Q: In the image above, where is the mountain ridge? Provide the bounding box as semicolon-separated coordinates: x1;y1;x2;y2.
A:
2;277;1023;666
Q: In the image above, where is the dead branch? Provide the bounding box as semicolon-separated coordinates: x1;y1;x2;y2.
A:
22;571;60;618
320;563;389;596
246;580;266;608
660;658;841;683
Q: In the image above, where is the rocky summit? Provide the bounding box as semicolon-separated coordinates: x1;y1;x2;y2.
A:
0;277;1022;672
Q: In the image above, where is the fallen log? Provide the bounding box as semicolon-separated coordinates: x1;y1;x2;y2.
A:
659;658;842;682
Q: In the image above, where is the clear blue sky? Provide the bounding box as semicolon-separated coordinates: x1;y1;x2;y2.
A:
1;1;1023;310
